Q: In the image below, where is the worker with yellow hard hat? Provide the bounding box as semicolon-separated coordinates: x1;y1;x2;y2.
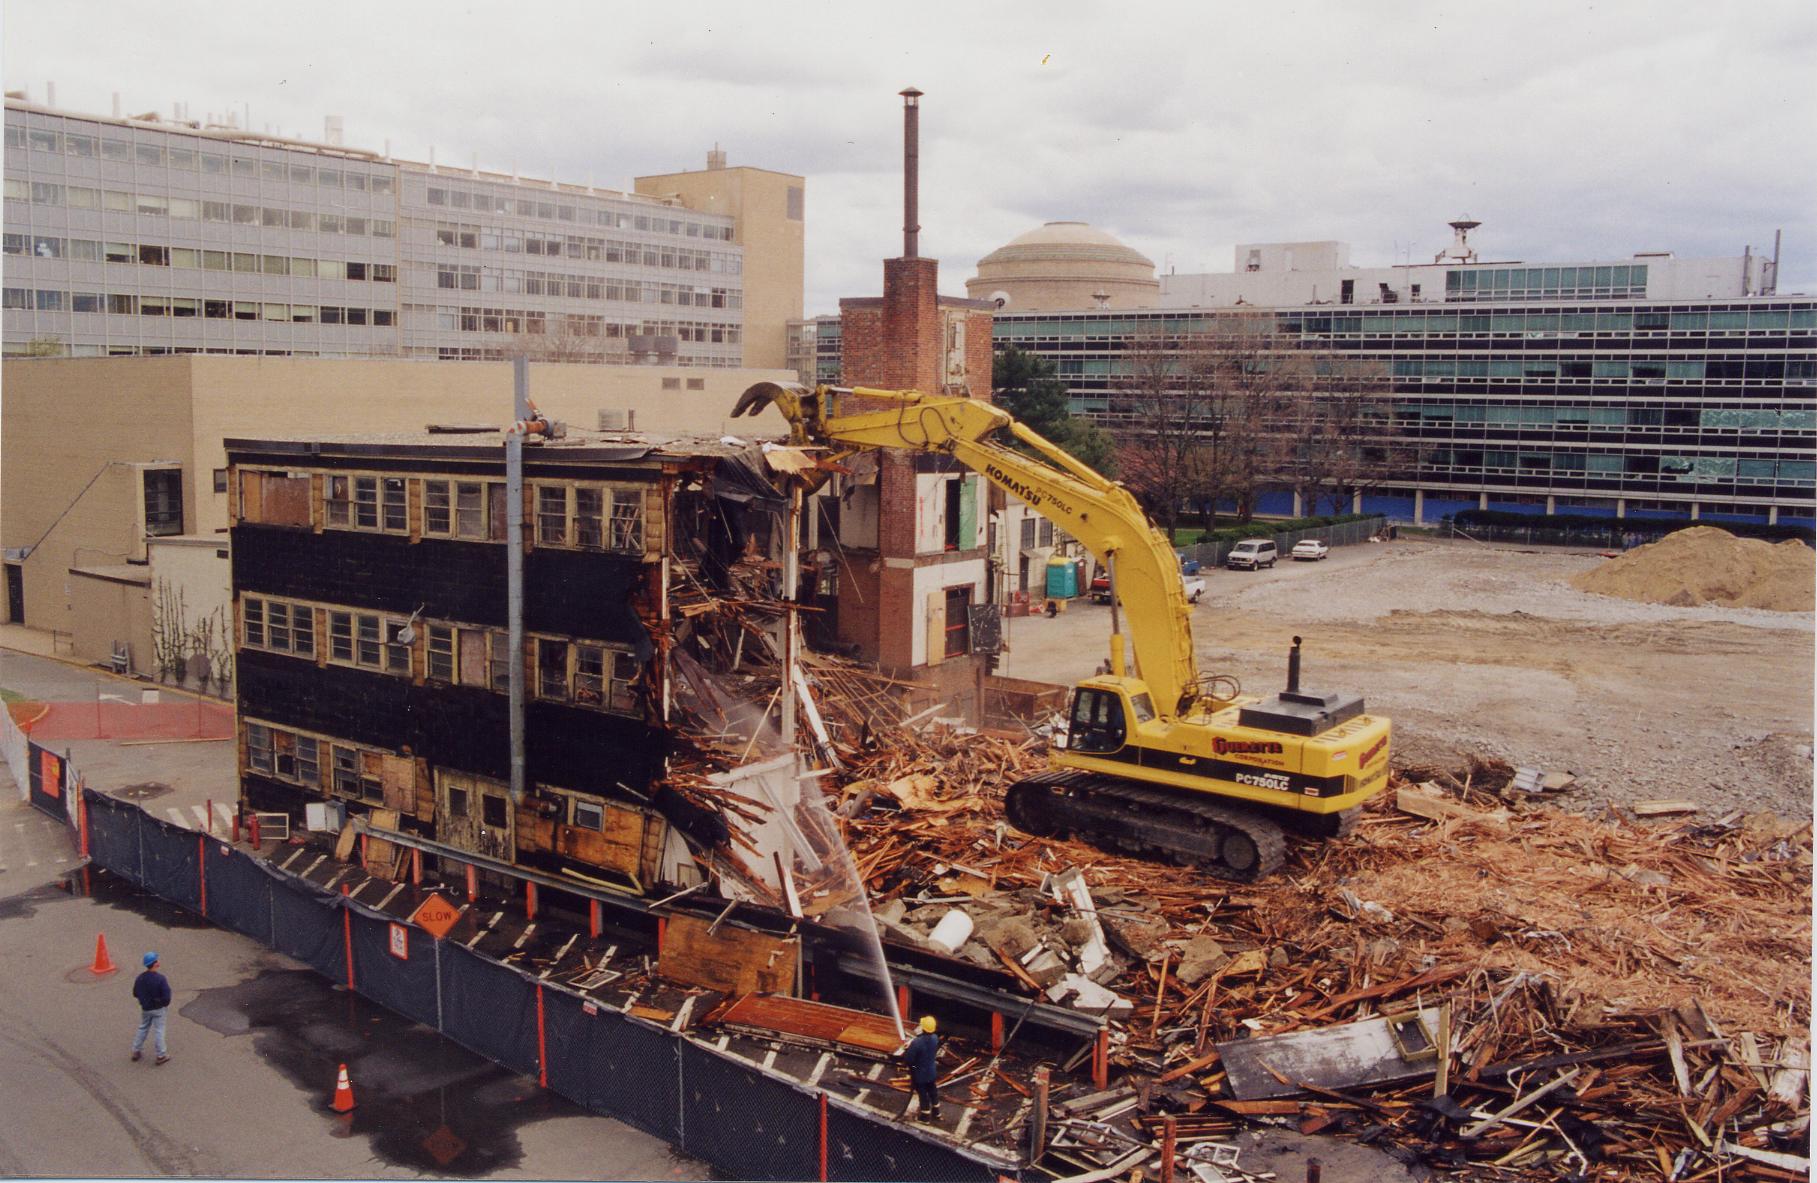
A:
900;1015;941;1122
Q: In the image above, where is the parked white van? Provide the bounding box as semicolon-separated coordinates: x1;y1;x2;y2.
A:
1225;539;1278;570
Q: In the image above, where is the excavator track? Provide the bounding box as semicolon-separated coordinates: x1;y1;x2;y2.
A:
1004;770;1288;883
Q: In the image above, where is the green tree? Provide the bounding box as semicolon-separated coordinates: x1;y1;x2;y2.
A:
992;347;1116;475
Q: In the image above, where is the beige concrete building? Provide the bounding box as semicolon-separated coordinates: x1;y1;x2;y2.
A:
966;221;1159;312
2;355;794;672
636;153;804;371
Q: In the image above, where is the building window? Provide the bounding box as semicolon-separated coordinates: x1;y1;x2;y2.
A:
144;470;183;537
481;794;508;828
243;598;314;658
446;784;469;818
326;476;352;526
327;610;407;672
610;489;644;553
246;723;273;774
944;478;963;550
537;486;568;545
427;625;455;682
456;482;488;539
574;645;604;705
213;468;228;494
610;650;639;712
574;488;604;548
944;586;972;659
331;746;383;802
327;475;406;533
572;799;604;831
424;480;452;534
489;632;512;692
537;638;568;698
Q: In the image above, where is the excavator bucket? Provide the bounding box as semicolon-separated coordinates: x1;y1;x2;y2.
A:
731;380;812;421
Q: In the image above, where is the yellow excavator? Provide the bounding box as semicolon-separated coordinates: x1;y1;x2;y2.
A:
733;382;1392;881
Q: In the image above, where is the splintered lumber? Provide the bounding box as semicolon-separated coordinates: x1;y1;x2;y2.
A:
1460;1069;1582;1138
1632;799;1700;817
656;913;797;998
717;993;903;1056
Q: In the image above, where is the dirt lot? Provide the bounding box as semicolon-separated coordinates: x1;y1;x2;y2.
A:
996;537;1815;819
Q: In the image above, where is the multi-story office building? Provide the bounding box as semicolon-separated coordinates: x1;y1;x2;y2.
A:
226;428;771;885
2;98;802;366
964;220;1814;527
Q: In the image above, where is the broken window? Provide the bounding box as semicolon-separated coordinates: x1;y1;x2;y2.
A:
143;470;183;536
446;785;469;818
537;639;568;698
481;795;508;828
610;651;639;713
574;487;604;548
944;586;972;658
573;645;604;705
609;488;644;553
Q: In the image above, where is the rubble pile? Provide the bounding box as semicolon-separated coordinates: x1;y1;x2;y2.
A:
826;731;1813;1179
1572;526;1815;611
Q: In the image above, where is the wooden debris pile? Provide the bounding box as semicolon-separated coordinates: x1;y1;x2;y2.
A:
820;734;1812;1179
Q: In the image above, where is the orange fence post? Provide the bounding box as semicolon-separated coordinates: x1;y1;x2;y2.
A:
341;883;355;990
535;982;549;1088
1092;1026;1109;1089
465;864;477;903
588;899;601;939
817;1092;829;1182
525;880;537;921
991;1011;1004;1053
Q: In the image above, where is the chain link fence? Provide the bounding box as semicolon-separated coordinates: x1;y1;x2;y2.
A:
1179;515;1386;569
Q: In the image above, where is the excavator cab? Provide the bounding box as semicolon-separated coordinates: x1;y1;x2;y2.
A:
1065;687;1127;754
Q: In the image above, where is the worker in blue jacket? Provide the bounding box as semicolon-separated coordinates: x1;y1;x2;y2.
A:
901;1015;940;1121
131;951;172;1064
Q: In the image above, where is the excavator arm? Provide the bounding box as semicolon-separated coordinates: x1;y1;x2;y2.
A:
736;382;1203;717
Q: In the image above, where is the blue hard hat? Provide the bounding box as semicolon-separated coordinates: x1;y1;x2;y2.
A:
143;951;159;967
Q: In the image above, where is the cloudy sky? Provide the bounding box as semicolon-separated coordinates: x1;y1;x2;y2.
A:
6;1;1813;311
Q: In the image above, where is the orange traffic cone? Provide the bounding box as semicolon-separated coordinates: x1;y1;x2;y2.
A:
90;934;118;976
330;1063;357;1113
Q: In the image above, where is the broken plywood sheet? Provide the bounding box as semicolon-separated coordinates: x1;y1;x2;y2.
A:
716;992;903;1056
1218;1006;1442;1100
657;912;797;998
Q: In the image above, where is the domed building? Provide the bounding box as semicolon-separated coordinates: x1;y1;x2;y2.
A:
967;221;1160;312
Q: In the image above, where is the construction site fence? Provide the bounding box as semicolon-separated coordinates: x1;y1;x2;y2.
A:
69;783;1007;1182
1178;514;1386;569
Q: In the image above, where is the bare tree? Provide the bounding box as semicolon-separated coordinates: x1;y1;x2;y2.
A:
1112;331;1215;535
1262;351;1403;516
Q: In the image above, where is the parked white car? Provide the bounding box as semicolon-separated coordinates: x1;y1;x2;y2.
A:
1182;574;1206;603
1291;539;1330;561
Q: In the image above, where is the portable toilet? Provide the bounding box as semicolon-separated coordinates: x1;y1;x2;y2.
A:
1044;555;1078;598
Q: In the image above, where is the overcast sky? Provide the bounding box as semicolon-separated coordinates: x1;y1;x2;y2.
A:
7;1;1813;312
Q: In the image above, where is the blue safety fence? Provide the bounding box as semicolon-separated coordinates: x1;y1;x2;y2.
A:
74;784;1012;1181
568;995;682;1143
203;839;275;946
269;874;348;985
138;813;201;912
436;939;541;1079
84;790;143;883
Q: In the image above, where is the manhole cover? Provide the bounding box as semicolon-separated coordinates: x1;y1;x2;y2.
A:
116;782;175;801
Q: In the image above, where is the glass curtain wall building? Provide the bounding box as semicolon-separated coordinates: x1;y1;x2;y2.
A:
3;99;744;364
992;298;1817;527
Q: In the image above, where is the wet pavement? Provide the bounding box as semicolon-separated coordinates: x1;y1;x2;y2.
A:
0;760;708;1180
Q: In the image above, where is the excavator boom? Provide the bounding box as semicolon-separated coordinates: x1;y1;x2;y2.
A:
736;382;1202;715
736;381;1392;882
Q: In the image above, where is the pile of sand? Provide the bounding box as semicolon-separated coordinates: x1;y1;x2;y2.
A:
1571;526;1814;611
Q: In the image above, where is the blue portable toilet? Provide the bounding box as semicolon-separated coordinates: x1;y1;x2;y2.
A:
1045;555;1078;598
